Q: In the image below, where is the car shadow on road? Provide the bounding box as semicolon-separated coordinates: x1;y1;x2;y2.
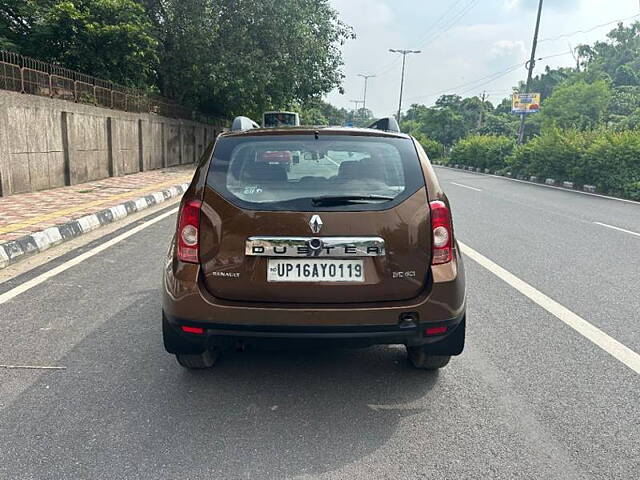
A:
1;291;442;479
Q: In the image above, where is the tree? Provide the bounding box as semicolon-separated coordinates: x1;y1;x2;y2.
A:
479;113;518;137
0;1;39;50
402;95;494;144
3;0;158;87
516;66;576;100
344;108;374;126
577;22;640;87
614;65;639;86
609;86;640;116
459;96;488;129
413;107;467;146
540;80;612;130
494;97;514;115
299;98;348;125
1;0;353;118
143;0;217;108
148;0;353;118
435;94;462;110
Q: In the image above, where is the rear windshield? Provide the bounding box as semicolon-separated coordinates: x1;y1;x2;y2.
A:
206;134;425;211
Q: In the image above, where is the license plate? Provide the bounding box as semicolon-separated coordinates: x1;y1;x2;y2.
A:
267;259;364;282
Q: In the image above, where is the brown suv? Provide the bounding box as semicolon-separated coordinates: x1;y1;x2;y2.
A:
162;117;466;370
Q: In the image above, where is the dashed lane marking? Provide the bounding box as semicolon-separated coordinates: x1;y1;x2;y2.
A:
0;365;66;370
451;182;482;192
594;222;640;238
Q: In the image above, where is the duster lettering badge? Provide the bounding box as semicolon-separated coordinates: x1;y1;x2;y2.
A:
245;237;386;257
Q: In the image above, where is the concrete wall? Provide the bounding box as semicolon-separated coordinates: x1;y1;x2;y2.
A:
0;89;220;196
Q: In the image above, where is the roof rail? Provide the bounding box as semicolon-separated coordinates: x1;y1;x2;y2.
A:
231;116;260;132
367;117;401;133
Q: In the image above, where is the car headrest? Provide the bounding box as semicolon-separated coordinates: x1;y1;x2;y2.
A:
360;157;387;183
244;162;288;182
338;161;361;179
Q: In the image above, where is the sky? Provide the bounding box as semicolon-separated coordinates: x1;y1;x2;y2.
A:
326;0;640;117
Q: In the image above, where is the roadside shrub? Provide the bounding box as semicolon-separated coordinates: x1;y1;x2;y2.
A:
447;127;640;199
508;127;591;180
580;130;640;200
450;135;515;171
413;132;446;160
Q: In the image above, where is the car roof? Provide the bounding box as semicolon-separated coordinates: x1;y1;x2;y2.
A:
219;125;411;140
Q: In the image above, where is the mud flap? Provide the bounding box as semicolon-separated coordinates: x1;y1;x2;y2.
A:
162;311;208;354
424;317;466;356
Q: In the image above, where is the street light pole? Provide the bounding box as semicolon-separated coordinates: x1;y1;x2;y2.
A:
389;49;421;123
358;73;376;113
350;99;364;125
518;0;544;144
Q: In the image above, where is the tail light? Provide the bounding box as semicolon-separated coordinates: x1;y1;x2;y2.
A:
181;326;205;334
430;200;452;265
177;199;202;263
425;325;448;336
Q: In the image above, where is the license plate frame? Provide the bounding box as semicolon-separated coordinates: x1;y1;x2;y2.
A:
267;259;365;283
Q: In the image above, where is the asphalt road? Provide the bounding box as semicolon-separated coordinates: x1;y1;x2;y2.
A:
0;168;639;479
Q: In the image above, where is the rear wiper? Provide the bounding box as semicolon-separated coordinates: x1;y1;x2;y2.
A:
311;195;394;206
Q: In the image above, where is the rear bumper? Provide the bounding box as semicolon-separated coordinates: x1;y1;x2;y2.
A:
164;244;465;327
164;312;465;349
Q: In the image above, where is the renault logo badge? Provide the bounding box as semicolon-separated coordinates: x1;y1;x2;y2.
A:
309;215;323;234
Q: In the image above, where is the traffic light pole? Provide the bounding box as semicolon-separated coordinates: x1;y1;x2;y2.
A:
518;0;544;144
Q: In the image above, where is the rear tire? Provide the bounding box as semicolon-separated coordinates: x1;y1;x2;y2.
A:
406;346;451;370
176;349;220;369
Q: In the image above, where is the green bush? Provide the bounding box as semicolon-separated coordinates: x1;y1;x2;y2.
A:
580;130;640;200
442;127;640;200
505;127;640;199
450;135;515;171
413;132;446;160
508;127;591;180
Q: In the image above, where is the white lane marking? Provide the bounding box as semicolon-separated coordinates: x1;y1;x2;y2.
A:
451;182;482;192
459;241;640;375
0;364;66;370
435;165;640;205
0;208;178;305
325;155;340;166
594;222;640;238
367;403;423;412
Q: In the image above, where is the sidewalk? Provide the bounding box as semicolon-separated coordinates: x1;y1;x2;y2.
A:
0;166;194;267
